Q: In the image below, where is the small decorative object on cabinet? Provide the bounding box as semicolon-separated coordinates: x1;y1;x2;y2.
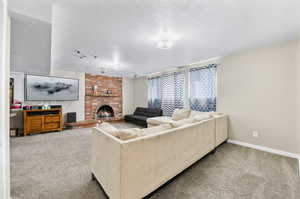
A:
23;108;63;136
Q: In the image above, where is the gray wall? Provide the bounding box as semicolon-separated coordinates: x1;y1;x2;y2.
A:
133;77;148;108
122;77;135;115
218;39;300;154
10;12;51;74
132;39;300;155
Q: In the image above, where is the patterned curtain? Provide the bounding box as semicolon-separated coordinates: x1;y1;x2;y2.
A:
189;64;217;112
161;71;185;116
148;76;161;109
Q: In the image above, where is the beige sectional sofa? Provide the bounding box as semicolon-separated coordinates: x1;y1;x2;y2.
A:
91;113;228;199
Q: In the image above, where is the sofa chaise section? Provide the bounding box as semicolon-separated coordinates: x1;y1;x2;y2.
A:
91;117;227;199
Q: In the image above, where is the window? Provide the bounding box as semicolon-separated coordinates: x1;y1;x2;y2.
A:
148;71;185;116
189;64;217;112
148;76;161;109
160;71;185;116
147;63;217;115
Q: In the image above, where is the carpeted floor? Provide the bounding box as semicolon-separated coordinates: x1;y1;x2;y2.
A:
10;123;300;199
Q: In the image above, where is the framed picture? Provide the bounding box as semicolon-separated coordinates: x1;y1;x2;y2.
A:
10;78;14;105
25;74;79;101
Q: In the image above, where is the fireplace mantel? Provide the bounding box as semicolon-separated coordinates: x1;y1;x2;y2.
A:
85;94;121;97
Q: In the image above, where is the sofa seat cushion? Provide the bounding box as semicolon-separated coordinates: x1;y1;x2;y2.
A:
190;111;220;118
172;109;191;121
147;116;174;125
170;118;195;128
193;114;212;122
116;128;145;140
211;112;225;118
142;124;172;135
97;122;119;136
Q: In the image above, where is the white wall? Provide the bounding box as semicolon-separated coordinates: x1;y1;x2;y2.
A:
10;12;51;74
10;71;24;101
9;12;86;123
10;70;85;121
11;70;137;121
218;39;300;154
0;0;10;198
11;71;137;121
122;77;135;115
133;77;148;108
49;70;85;121
297;38;300;156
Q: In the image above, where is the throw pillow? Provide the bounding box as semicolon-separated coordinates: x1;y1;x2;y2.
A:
117;128;145;141
98;122;119;136
172;109;191;121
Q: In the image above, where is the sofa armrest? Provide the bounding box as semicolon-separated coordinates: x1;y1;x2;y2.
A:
214;114;228;146
91;128;122;199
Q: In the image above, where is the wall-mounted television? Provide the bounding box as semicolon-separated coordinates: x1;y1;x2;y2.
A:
25;74;79;101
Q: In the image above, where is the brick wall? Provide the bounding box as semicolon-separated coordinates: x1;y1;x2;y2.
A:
85;74;122;120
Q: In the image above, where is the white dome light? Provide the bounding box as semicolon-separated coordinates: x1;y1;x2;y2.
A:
156;26;176;50
157;38;173;49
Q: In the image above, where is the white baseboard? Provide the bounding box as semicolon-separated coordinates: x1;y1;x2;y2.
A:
227;139;300;175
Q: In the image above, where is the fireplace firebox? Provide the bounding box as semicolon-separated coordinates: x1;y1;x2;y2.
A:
97;105;114;118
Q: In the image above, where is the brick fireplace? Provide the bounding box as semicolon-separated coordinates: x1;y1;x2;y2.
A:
85;74;122;121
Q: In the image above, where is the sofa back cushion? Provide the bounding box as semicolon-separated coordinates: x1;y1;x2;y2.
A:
172;109;191;121
97;122;120;136
134;107;162;117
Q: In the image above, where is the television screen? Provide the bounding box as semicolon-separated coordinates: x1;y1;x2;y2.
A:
25;75;79;101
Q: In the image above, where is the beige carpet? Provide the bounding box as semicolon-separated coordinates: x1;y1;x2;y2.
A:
10;123;300;199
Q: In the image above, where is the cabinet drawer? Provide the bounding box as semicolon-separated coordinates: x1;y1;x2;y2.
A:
44;123;60;130
44;116;60;123
28;116;43;132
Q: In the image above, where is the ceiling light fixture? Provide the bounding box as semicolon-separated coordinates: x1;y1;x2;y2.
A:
157;38;173;50
157;27;174;50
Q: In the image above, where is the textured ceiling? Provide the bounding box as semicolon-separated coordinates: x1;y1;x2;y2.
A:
8;0;52;23
9;0;300;76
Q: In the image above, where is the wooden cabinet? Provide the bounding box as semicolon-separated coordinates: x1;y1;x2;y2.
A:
23;109;62;136
27;116;44;133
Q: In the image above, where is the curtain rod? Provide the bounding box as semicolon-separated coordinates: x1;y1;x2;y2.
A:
147;56;222;78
